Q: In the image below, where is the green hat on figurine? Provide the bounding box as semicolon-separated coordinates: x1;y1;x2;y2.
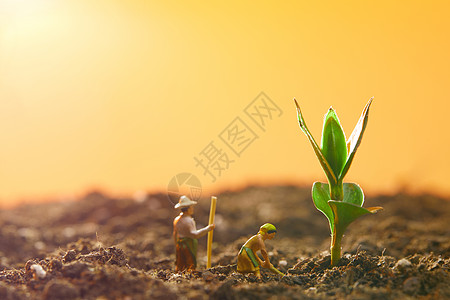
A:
259;223;277;235
174;195;198;209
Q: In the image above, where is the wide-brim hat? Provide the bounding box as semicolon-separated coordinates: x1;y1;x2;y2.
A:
174;195;198;209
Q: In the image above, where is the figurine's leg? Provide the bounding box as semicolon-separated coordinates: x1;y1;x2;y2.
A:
175;250;185;272
176;243;190;272
237;248;257;274
186;253;195;271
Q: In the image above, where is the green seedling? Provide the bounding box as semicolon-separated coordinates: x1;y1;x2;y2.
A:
294;98;383;267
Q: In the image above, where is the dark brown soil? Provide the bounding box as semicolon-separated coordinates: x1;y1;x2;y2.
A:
0;186;449;299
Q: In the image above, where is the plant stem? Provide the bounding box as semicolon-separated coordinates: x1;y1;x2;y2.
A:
330;229;343;267
330;181;344;201
329;181;343;266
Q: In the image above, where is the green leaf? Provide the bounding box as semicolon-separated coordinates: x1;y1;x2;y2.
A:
328;200;381;235
312;182;334;233
343;183;364;207
321;108;347;180
294;99;337;185
340;98;373;180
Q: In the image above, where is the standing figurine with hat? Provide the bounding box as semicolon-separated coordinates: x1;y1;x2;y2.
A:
173;195;215;272
236;223;284;278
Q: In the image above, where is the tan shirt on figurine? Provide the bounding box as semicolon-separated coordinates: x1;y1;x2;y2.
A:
173;214;211;240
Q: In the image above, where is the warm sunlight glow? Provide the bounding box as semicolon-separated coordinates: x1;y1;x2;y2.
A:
1;0;450;206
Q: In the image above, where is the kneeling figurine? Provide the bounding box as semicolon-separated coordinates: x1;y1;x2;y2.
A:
236;223;283;278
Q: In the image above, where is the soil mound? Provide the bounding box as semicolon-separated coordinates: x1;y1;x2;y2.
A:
0;186;448;299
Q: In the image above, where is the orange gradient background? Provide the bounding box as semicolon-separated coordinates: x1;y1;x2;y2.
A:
1;0;449;206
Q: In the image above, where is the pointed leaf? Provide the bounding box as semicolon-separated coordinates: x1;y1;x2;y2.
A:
294;99;337;185
312;182;334;233
343;183;364;207
328;200;380;235
321;108;347;179
340;98;373;180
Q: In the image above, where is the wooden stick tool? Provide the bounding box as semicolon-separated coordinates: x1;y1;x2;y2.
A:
206;196;217;269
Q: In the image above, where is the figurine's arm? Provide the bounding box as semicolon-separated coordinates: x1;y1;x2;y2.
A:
258;236;272;268
173;217;179;245
178;217;215;239
188;222;215;239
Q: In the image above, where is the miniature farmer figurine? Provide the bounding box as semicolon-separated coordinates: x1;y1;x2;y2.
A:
237;223;282;278
173;195;215;272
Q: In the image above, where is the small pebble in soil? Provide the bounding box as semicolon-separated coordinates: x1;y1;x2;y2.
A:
395;258;412;272
30;264;47;279
279;260;288;267
25;260;36;272
396;258;412;267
